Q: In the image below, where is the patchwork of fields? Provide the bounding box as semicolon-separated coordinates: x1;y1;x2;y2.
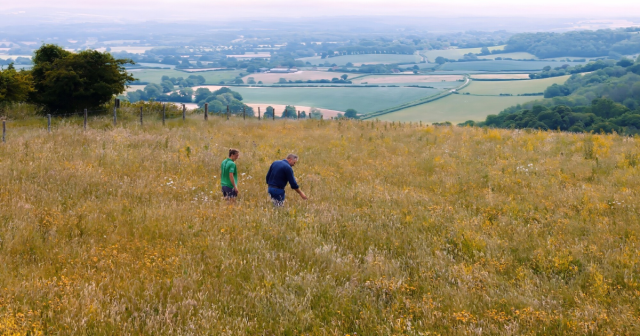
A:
297;53;422;66
352;74;464;84
233;87;440;113
129;69;243;84
376;95;538;123
439;60;582;72
243;71;351;84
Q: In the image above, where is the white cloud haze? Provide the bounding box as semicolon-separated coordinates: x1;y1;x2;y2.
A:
3;0;640;20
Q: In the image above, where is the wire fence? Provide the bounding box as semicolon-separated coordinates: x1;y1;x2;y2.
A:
0;102;338;143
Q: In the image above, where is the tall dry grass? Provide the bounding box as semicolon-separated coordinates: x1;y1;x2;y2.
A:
0;116;639;335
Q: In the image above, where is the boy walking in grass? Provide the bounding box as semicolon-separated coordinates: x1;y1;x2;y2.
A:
221;149;240;200
266;154;308;206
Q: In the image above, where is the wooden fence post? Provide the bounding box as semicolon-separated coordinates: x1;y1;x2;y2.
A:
47;114;51;133
162;103;166;126
273;107;275;121
227;105;229;120
140;107;143;126
84;109;87;130
182;104;186;121
258;107;261;120
204;103;208;121
2;121;5;143
243;107;246;120
113;105;117;126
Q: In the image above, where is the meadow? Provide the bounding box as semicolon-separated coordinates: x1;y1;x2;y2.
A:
377;95;538;122
460;76;571;95
297;54;422;66
233;87;441;114
129;69;243;84
1;116;639;335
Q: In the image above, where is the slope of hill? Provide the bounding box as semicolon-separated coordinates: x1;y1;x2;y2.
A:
1;117;639;334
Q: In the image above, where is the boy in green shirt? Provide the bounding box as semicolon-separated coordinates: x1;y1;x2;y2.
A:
221;148;240;200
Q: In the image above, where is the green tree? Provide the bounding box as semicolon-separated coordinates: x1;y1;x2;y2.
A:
264;106;275;118
0;63;33;105
341;74;348;80
278;78;287;84
309;107;323;119
344;108;359;119
144;84;163;100
194;88;212;103
29;44;133;113
247;77;256;84
282;105;297;118
161;80;174;93
435;56;447;65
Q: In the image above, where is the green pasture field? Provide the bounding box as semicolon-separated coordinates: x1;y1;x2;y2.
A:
439;60;580;72
478;52;538;60
129;69;242;84
297;54;422;66
377;95;538;123
233;87;441;113
420;46;505;61
460;75;571;95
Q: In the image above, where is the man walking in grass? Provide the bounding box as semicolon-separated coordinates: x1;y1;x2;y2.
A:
221;148;240;200
266;154;308;206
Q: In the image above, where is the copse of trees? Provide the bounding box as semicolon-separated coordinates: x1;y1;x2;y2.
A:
192;87;253;116
1;44;133;115
29;44;134;114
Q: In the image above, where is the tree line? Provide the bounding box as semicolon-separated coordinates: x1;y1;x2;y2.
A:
467;55;640;134
505;28;640;58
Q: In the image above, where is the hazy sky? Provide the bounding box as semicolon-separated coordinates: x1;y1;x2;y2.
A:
3;0;640;24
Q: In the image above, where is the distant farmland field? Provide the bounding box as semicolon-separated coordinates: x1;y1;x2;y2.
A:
420;46;505;61
469;74;532;79
297;54;422;66
352;74;464;84
243;71;351;84
460;76;571;95
233;87;440;113
439;60;577;72
377;95;537;123
478;52;538;60
129;69;243;84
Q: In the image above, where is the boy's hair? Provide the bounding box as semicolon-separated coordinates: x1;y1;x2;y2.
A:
229;148;239;157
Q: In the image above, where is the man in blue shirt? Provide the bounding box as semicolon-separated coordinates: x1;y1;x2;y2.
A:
266;154;308;206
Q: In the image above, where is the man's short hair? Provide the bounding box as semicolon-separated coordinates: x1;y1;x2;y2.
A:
229;148;239;157
286;154;299;160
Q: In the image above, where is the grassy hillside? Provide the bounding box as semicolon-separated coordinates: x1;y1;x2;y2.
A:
460;76;571;95
1;117;639;335
377;95;537;122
